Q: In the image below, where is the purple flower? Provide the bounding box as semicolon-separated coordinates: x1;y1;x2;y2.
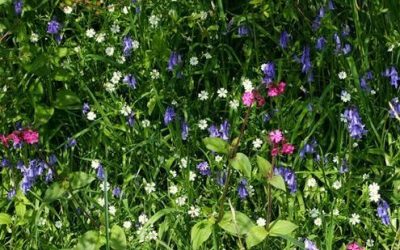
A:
45;168;54;182
301;46;312;74
14;0;23;15
167;52;182;71
1;157;9;167
328;0;335;10
82;102;90;115
97;165;105;181
164;106;176;125
377;200;390;225
333;33;341;52
181;121;189;140
389;98;400;118
305;239;319;250
208;125;220;138
197;161;211;176
67;137;77;148
339;159;349;174
113;187;122;198
216;171;226;186
47;19;61;34
219;120;230;141
342;43;351;55
237;179;249;199
299;139;317;158
343;107;367;139
274;167;297;193
238;25;249;37
280;31;290;49
383;66;399;88
123;74;137;89
48;154;57;166
127;112;135;127
122;36;133;56
7;188;16;200
262;62;275;85
316;37;326;50
342;24;351;37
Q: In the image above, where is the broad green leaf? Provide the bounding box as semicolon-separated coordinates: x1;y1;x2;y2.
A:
70;172;95;190
147;96;157;115
0;213;12;225
34;105;54;125
231;153;252;179
269;220;298;237
73;230;105;250
219;211;255;236
44;182;66;202
203;137;229;154
269;175;286;191
15;203;26;218
246;226;268;249
54;90;81;110
191;219;214;250
256;156;272;178
110;225;127;250
57;47;69;58
54;70;72;82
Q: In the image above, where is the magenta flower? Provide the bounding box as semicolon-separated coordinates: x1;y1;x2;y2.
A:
282;143;295;155
242;91;255;107
346;242;364;250
269;130;283;144
22;130;39;144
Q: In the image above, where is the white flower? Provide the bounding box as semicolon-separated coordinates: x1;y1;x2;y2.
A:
247;185;255;197
388;44;395;52
55;221;62;228
242;78;253;91
198;119;208;130
217;88;228;98
179;158;188;168
170;170;177;178
118;55;126;64
199;11;208;20
144;182;156;194
306;178;317;188
138;214;148;225
123;221;132;229
149;15;160;27
91;160;101;169
101;182;110;192
332;155;339;164
340;90;351;102
369;192;381;203
104;82;116;92
370;89;376;95
189;171;196;181
256;218;266;227
74;46;81;53
368;182;380;193
111;71;122;84
314;217;322;227
120;104;132;116
188;206;200;218
203;52;212;59
338;71;347;79
86;28;96;38
349;213;360;225
63;6;73;14
189;56;199;66
229;99;240;110
95;33;106;43
141;119;150;128
366;239;374;247
105;47;115;56
107;4;115;12
176;195;187;206
169;185;178;195
198;90;209;101
150;69;160;80
122;6;129;14
333;209;339;216
30;33;39;43
87;111;97;120
97;198;105;207
362;173;369;180
252;138;263;150
332;180;342;190
215;155;223;163
309;208;320;218
352;142;358;148
146;230;158;241
109;206;116;216
110;23;120;34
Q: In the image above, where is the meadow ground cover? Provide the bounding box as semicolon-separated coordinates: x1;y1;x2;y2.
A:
0;0;399;249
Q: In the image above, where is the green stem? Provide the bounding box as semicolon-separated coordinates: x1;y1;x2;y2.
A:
104;170;110;250
266;156;275;230
217;0;227;29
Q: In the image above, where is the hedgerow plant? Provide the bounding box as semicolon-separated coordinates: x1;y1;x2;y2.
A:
0;0;399;249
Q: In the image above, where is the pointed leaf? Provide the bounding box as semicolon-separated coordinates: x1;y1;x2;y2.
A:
54;90;81;110
269;220;298;237
0;213;12;225
256;156;272;178
110;225;127;250
219;211;255;236
44;182;66;202
70;172;96;190
203;137;229;154
231;153;252;179
269;175;286;191
246;226;268;249
191;219;214;250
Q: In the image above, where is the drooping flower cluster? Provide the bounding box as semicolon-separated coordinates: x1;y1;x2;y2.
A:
377;199;390;225
389;97;400;118
342;107;367;139
167;51;182;71
237;179;249;199
383;66;398;88
0;129;39;148
274;166;297;193
164;106;176;125
18;158;55;194
304;238;319;250
208;120;230;141
261;62;275;85
268;130;295;156
196;161;211;176
299;138;318;158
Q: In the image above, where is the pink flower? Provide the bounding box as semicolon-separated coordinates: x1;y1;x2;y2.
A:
253;91;266;107
22;130;39;144
282;143;295;155
271;147;280;156
267;86;280;97
7;132;21;145
346;242;365;250
242;91;255;107
0;134;8;147
278;81;286;94
269;130;283;144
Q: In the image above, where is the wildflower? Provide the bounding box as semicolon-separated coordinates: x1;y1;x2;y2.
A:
63;6;73;14
87;111;97;121
144;182;156;194
123;74;137;89
383;66;399;88
14;0;23;15
269;130;283;144
198;119;208;130
138;214;148;225
238;25;249;37
349;213;360;225
253;90;266;106
176;195;187;206
261;62;275;85
316;37;326;50
342;44;352;55
242;91;254;107
105;47;115;56
208;125;220;138
306;178;317;188
332;180;342;190
181;121;189;140
67;137;77;147
343;107;367;139
280;31;290;49
189;171;197;181
168;184;178;195
274;167;297;193
389;98;400;118
112;187;122;198
22;129;39;144
95;33;106;43
149;15;160;27
304;239;319;250
237;179;249;199
122;36;134;56
30;33;39;43
242;78;254;91
368;182;380;202
301;46;312;74
333;33;341;52
300;139;317;158
189;56;198;66
256;218;266;227
197;161;211;176
55;221;62;229
48;154;57;166
47;19;61;34
281;143;295;155
340;90;351;102
366;239;374;247
314;217;322;227
338;71;347;79
346;242;364;250
198;90;209;101
168;52;182;71
110;23;120;33
229;99;239;110
267;81;286;97
85;28;96;38
188;206;200;218
377;199;390;225
164;107;176;125
123;221;132;229
252;138;263;149
96;165;105;180
328;0;335;10
7;188;16;200
150;69;160;79
217;88;228;98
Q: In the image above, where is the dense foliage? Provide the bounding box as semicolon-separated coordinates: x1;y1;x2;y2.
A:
0;0;399;249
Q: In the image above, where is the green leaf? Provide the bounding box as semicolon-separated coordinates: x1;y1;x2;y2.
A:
246;226;268;249
256;156;272;178
191;219;214;250
231;153;252;179
34;105;54;125
44;182;66;202
110;225;127;250
57;47;69;58
15;203;26;218
203;137;229;154
269;220;298;237
219;211;255;236
73;230;105;250
70;172;95;190
54;90;81;110
269;175;286;191
147;96;157;115
0;213;12;225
